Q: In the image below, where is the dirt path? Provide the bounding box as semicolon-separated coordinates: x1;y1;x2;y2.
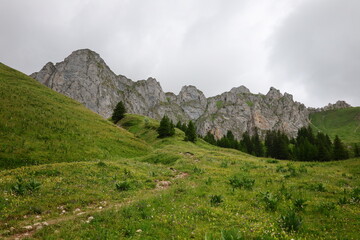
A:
3;170;189;240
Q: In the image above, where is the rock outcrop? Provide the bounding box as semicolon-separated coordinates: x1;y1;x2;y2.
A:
32;49;311;139
308;100;351;113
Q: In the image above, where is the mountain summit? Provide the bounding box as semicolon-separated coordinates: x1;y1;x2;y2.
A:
31;49;344;139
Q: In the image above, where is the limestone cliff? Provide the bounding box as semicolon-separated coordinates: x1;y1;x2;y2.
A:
32;49;312;139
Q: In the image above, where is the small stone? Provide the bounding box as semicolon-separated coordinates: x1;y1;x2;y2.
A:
99;206;103;209
73;208;81;213
136;229;142;233
42;222;49;226
23;225;33;230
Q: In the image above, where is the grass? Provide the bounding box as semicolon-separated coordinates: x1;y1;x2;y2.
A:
310;107;360;144
0;64;359;239
0;63;150;169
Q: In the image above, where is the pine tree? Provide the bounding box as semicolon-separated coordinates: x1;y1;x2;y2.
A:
111;101;126;123
204;131;216;145
157;115;175;138
354;143;360;158
184;121;197;143
333;135;349;160
240;132;253;154
252;132;264;157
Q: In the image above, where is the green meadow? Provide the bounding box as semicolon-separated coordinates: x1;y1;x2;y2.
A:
0;64;359;239
310;107;360;144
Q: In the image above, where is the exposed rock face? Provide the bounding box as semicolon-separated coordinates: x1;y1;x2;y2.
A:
308;100;351;113
32;49;310;139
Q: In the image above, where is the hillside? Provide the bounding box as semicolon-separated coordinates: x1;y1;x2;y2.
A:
1;64;359;239
1;111;359;239
0;63;150;169
310;107;360;144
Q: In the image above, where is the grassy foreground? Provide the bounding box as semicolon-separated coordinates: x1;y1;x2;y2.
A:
0;114;359;239
310;107;360;144
0;64;359;239
0;63;150;169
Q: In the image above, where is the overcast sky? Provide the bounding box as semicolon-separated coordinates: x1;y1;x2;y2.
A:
1;0;359;107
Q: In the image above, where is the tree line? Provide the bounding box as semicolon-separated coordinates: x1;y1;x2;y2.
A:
157;116;197;143
111;101;357;161
203;126;357;161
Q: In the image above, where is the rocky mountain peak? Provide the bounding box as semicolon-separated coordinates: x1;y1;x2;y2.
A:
31;49;315;139
308;100;352;113
229;85;250;94
266;87;283;100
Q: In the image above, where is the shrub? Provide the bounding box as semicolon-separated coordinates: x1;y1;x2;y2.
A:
97;161;107;167
293;198;307;212
279;210;302;232
11;180;26;196
11;178;41;195
229;175;255;191
338;196;349;205
259;191;279;211
317;202;336;216
193;167;205;174
115;181;131;191
351;187;360;203
26;179;41;192
220;161;228;168
210;195;223;206
278;184;292;200
266;159;279;164
308;183;326;192
205;229;245;240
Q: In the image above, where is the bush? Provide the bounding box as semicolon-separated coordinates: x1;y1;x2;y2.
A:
279;210;302;232
259;191;279;211
316;202;336;216
351;187;360;203
210;195;223;207
115;181;131;191
308;183;326;192
205;229;245;240
266;159;279;164
229;175;255;191
11;177;41;196
293;198;307;212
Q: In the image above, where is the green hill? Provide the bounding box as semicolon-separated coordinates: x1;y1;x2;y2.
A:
0;63;150;169
0;64;359;239
310;107;360;144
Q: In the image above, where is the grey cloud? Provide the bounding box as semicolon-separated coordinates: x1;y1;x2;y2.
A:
0;0;358;107
270;0;360;107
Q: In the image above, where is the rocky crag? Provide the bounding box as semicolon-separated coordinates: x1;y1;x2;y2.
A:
30;49;348;139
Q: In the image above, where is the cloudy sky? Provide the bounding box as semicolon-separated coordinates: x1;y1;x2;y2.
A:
1;0;359;107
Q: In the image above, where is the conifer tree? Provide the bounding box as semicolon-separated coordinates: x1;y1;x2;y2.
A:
354;143;360;158
252;132;264;157
204;131;216;145
157;115;175;138
333;135;349;160
111;101;126;123
184;121;197;142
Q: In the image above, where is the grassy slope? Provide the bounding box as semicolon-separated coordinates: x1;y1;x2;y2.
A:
0;63;150;169
310;107;360;144
0;64;359;239
1;114;359;239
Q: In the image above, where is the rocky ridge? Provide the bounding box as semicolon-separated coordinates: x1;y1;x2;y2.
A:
30;49;348;139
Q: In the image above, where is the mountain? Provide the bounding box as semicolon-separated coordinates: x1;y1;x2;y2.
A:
310;107;360;144
0;63;150;169
31;49;314;139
